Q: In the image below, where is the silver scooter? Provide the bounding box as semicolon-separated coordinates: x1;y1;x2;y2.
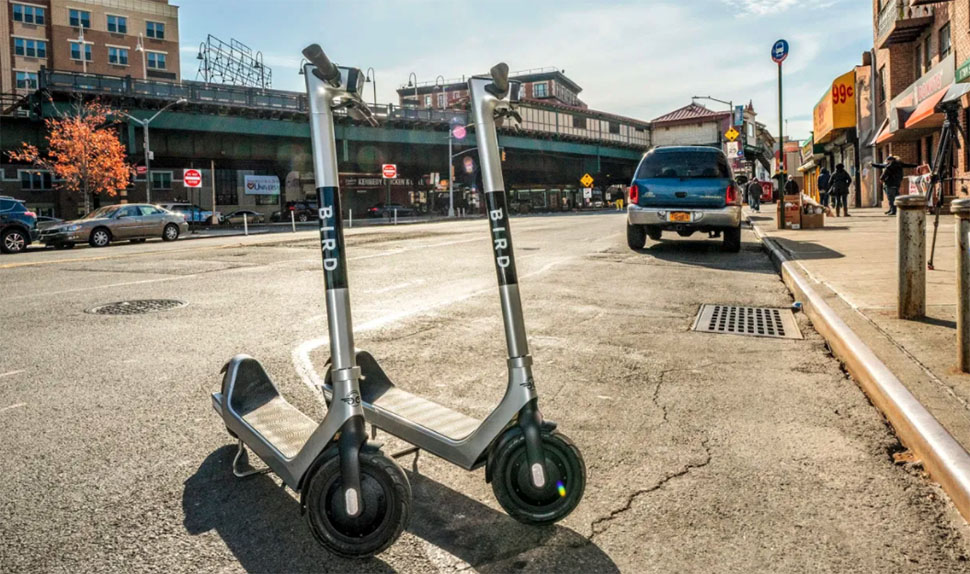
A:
320;62;586;524
211;44;410;559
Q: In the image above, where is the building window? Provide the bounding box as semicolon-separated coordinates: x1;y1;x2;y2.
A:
533;82;548;98
146;52;166;70
423;95;431;107
151;172;172;190
915;42;923;77
107;15;127;34
939;23;951;59
146;21;165;39
923;35;931;70
108;47;129;66
19;170;52;190
14;38;46;58
15;71;38;89
437;93;445;108
70;42;93;62
877;65;886;105
608;121;620;135
572;115;586;129
12;3;45;25
256;194;278;205
69;9;91;28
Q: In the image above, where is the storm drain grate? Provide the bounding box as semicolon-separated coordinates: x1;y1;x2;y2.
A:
691;304;801;339
87;299;187;316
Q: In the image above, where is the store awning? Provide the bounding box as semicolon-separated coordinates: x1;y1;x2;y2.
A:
942;82;970;105
905;87;949;129
797;160;816;173
869;118;891;146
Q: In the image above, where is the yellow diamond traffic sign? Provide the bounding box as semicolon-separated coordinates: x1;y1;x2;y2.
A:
580;173;594;187
725;126;740;142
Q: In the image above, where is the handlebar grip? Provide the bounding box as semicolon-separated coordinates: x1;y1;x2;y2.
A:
485;63;509;98
302;44;340;83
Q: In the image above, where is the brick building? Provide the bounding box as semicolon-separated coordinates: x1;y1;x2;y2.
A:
1;0;179;97
397;67;587;110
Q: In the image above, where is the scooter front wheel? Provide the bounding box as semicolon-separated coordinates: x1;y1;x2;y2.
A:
490;431;586;525
304;451;411;558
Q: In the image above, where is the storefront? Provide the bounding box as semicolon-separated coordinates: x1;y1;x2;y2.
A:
813;69;859;204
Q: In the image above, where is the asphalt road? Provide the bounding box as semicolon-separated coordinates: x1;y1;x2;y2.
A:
2;212;969;573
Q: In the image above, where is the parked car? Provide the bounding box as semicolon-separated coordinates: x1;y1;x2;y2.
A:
367;202;415;218
39;204;188;249
220;210;265;225
0;196;38;254
271;200;319;222
626;146;742;252
158;202;214;224
35;215;64;230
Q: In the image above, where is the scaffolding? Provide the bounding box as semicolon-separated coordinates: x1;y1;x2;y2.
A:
196;34;272;89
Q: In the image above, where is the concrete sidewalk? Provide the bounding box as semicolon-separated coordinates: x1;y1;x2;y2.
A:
748;206;970;456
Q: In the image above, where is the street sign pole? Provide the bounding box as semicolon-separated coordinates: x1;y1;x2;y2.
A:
448;131;455;217
777;61;784;229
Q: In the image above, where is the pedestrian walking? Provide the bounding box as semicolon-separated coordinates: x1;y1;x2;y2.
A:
745;178;762;212
784;175;799;196
817;167;832;207
871;155;917;216
829;163;852;217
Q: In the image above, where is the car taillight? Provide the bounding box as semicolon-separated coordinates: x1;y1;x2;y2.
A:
628;184;639;205
726;184;740;206
288;206;295;211
24;211;36;218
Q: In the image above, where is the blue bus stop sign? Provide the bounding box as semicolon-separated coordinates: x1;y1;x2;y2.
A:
771;39;789;64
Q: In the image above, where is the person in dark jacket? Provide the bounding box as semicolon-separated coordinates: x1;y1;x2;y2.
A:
745;178;762;212
871;155;918;216
784;175;799;195
829;163;853;217
817;167;832;207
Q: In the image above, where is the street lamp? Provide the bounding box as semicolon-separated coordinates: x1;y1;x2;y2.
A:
433;75;445;110
365;67;377;108
135;33;147;79
119;97;187;203
72;27;88;74
407;72;417;108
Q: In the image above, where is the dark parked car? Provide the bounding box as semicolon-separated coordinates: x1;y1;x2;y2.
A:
0;196;38;254
220;210;265;225
271;200;319;222
367;202;415;218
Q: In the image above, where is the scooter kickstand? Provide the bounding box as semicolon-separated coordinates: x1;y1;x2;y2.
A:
390;446;421;472
232;440;270;478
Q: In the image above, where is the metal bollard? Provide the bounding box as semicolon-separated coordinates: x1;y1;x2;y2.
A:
953;198;970;372
896;195;927;320
290;210;296;232
243;213;249;236
393;209;397;225
348;209;353;228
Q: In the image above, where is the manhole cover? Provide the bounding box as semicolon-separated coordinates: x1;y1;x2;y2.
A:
87;299;187;315
691;304;801;339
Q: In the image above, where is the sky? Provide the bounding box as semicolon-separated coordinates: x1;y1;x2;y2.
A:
176;0;873;142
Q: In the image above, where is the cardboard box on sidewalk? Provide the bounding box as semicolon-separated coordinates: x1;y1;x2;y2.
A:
783;194;801;229
800;212;824;229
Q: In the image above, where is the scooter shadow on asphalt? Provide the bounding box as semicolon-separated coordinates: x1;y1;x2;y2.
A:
183;446;619;573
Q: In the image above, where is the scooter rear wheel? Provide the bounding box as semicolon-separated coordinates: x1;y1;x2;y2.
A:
490;431;586;525
304;452;411;558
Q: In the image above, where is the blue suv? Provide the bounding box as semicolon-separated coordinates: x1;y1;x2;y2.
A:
626;146;742;252
0;196;38;254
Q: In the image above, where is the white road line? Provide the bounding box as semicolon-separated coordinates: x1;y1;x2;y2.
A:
0;403;26;414
292;258;572;396
0;370;25;379
365;279;427;295
4;275;196;301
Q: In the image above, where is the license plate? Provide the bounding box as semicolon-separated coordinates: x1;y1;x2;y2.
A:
669;212;690;222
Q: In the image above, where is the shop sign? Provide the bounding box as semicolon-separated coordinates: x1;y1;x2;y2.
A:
956;56;970;84
243;175;280;195
813;69;856;143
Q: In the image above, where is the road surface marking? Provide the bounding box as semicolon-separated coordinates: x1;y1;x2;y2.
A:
366;279;427;295
0;370;25;379
293;258;571;394
0;403;26;414
4;275;196;301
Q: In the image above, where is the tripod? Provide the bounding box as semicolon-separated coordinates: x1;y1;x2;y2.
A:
927;104;962;271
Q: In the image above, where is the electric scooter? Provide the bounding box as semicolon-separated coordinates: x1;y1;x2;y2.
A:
320;62;587;524
211;44;410;559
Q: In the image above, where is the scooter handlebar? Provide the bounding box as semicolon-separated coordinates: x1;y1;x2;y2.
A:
302;44;340;84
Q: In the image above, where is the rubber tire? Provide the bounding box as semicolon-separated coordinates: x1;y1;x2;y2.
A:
89;227;111;248
490;431;586;525
646;227;662;241
162;224;180;242
304;452;411;558
1;228;28;253
723;226;741;253
626;222;646;250
298;213;309;222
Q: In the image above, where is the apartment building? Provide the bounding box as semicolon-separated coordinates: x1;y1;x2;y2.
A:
397;68;587;110
1;0;179;96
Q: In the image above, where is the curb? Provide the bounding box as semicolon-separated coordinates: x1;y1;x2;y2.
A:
749;218;970;523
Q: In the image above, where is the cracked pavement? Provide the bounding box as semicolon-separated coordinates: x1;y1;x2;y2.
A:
2;213;970;572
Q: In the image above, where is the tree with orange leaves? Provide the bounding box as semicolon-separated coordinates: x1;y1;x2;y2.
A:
8;100;131;213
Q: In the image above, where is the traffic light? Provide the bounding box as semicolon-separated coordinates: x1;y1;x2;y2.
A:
501;149;506;162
